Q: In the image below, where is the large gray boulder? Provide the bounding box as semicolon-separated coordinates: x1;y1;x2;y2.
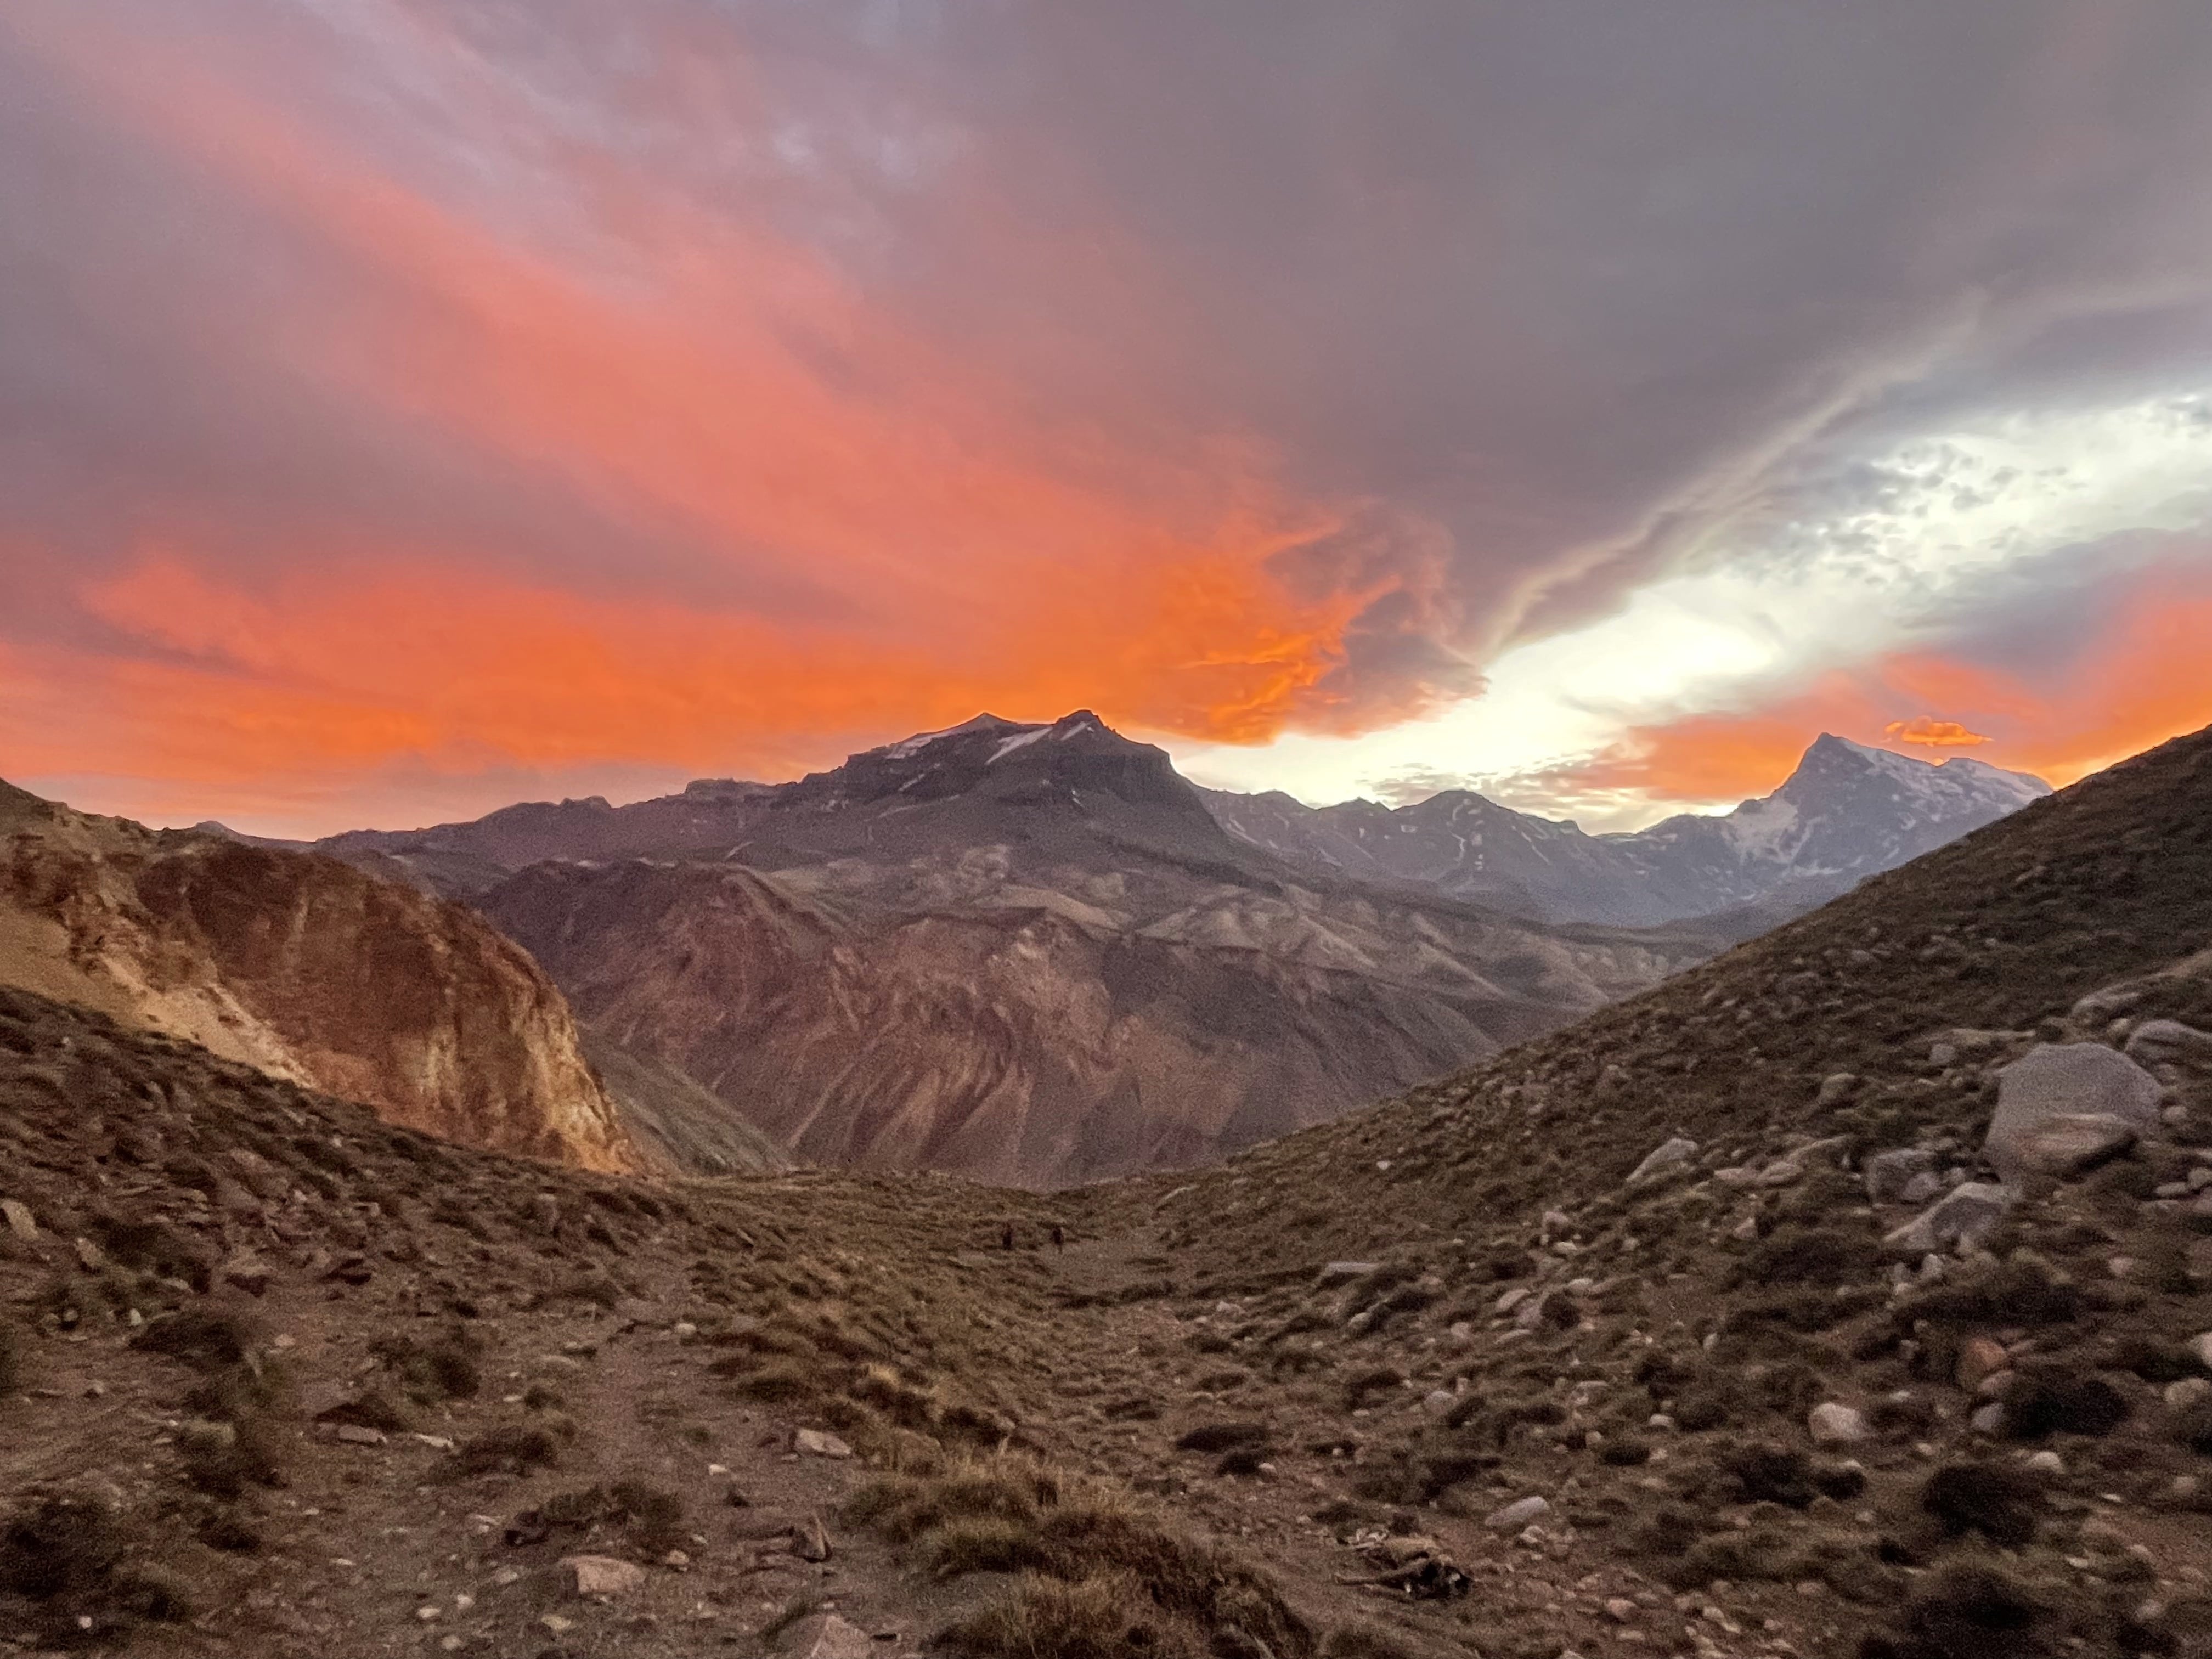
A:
1987;1045;2162;1184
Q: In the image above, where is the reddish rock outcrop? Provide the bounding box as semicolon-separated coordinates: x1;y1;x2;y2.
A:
0;779;636;1171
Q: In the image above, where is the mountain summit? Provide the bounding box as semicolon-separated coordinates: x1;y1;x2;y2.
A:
1201;733;2050;927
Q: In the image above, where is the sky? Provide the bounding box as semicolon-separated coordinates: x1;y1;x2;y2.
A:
4;2;2212;838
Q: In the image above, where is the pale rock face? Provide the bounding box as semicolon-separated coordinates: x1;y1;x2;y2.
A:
0;783;636;1172
1988;1045;2163;1184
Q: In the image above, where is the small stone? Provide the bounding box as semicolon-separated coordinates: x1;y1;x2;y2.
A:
663;1549;691;1569
673;1322;698;1339
1423;1389;1456;1417
1899;1170;1944;1204
540;1615;574;1634
1808;1404;1869;1447
1864;1148;1938;1203
563;1554;647;1598
1757;1161;1804;1188
1729;1216;1759;1242
416;1606;442;1623
1494;1286;1531;1315
1;1198;37;1241
2191;1333;2212;1371
1485;1496;1550;1529
793;1429;853;1460
783;1612;877;1659
2165;1378;2212;1410
2024;1451;2065;1475
1955;1336;2009;1393
220;1251;275;1297
1629;1138;1699;1184
1316;1261;1380;1288
1971;1403;2006;1435
793;1513;832;1563
1605;1598;1639;1623
334;1425;386;1446
1884;1183;2015;1256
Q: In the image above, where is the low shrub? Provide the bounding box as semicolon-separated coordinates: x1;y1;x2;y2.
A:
1920;1464;2039;1548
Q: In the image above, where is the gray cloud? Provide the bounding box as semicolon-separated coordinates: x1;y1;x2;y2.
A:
6;0;2212;740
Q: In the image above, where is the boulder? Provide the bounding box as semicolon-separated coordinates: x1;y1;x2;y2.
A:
1485;1496;1550;1529
1884;1182;2015;1256
1628;1138;1698;1184
1987;1045;2163;1184
2002;1114;2138;1181
1808;1403;1870;1446
1864;1148;1937;1204
562;1555;646;1598
2128;1020;2212;1069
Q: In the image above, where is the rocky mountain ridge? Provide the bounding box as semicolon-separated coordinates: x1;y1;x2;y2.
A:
473;716;1713;1186
1201;733;2051;927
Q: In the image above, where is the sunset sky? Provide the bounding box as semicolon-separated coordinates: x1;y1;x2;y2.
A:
5;2;2212;837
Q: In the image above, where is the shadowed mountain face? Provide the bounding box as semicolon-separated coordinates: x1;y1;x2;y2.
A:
459;714;1713;1187
1200;735;2051;927
0;779;637;1172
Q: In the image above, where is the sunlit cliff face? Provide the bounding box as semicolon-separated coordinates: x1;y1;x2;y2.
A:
5;4;2212;836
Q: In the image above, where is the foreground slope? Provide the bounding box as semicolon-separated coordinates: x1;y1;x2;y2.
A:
0;780;637;1172
1126;720;2212;1656
2;725;2209;1659
1203;734;2050;927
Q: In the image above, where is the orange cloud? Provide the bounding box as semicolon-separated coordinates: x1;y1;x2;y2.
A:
1545;569;2212;811
0;8;1466;833
1884;717;1992;748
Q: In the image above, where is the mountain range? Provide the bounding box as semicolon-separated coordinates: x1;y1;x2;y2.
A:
248;712;2041;1186
3;714;2052;1188
1200;733;2051;927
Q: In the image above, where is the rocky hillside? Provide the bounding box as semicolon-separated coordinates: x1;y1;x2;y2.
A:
1;726;2209;1659
1126;718;2212;1657
0;780;636;1173
467;715;1713;1187
1202;734;2051;927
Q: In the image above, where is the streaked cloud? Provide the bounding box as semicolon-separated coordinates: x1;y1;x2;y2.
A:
4;3;2212;834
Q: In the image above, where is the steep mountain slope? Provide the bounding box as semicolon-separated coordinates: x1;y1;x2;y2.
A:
1120;718;2212;1657
486;854;1692;1187
1201;734;2050;927
0;779;637;1172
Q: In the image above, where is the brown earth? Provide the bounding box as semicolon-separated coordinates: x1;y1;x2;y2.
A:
0;780;635;1173
4;723;2212;1658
